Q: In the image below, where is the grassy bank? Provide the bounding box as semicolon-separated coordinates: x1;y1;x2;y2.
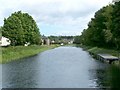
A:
87;47;119;57
88;47;120;65
77;45;119;56
77;45;120;65
1;45;59;64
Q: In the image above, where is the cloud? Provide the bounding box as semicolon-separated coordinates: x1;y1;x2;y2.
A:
0;0;112;36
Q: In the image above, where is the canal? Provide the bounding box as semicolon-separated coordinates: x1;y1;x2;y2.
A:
1;46;120;88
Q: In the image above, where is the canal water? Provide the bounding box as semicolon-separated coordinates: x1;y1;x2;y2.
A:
1;46;120;88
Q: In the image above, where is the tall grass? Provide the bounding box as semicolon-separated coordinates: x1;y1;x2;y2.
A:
1;45;58;64
0;47;2;63
87;47;120;65
87;47;119;56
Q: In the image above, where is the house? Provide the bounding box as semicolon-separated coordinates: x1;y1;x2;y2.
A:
0;36;11;46
41;35;51;45
45;38;50;45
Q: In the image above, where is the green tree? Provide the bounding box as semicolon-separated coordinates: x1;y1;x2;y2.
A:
80;4;115;48
112;1;120;49
102;5;113;42
74;36;81;44
102;5;115;48
81;7;107;47
2;11;41;46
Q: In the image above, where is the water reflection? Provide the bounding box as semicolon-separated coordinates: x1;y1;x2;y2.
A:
1;46;120;89
2;55;41;88
108;66;120;89
89;61;120;89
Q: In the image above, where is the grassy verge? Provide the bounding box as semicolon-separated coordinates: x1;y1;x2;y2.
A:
1;45;59;64
87;47;119;57
77;45;119;56
88;47;120;65
77;45;120;65
0;47;1;64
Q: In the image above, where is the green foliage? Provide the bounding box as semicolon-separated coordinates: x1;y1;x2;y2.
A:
2;11;41;46
48;36;74;44
112;1;120;49
73;36;81;44
102;5;113;43
83;6;108;47
1;45;58;64
78;3;120;49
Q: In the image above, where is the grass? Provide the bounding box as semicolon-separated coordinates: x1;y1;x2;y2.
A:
1;45;59;64
87;47;119;57
0;47;1;64
76;44;119;56
79;45;120;65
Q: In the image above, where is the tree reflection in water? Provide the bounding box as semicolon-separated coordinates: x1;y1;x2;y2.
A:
108;65;120;89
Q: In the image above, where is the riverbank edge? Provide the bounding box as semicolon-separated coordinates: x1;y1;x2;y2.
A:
77;45;120;65
1;45;59;64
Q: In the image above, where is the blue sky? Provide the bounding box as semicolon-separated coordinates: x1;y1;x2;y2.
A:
0;0;112;36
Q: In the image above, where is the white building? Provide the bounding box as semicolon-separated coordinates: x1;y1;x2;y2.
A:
0;37;11;46
41;36;51;45
46;38;50;45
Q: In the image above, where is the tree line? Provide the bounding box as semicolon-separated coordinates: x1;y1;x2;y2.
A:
74;1;120;50
1;11;41;46
48;35;74;44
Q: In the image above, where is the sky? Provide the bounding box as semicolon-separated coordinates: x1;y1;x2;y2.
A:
0;0;112;36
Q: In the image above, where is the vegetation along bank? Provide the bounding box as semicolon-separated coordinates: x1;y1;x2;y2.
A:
74;1;120;65
0;11;48;64
78;45;120;65
1;45;59;64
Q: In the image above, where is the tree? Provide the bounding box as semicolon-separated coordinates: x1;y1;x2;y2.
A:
81;7;107;47
2;11;41;46
102;5;115;47
79;4;117;48
74;36;81;44
112;1;120;49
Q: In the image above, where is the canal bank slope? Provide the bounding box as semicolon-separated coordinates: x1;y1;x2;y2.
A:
1;45;59;64
78;45;120;65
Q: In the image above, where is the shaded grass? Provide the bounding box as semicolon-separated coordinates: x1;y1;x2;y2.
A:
87;47;120;65
77;45;120;65
1;45;59;64
87;47;119;57
76;44;119;57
